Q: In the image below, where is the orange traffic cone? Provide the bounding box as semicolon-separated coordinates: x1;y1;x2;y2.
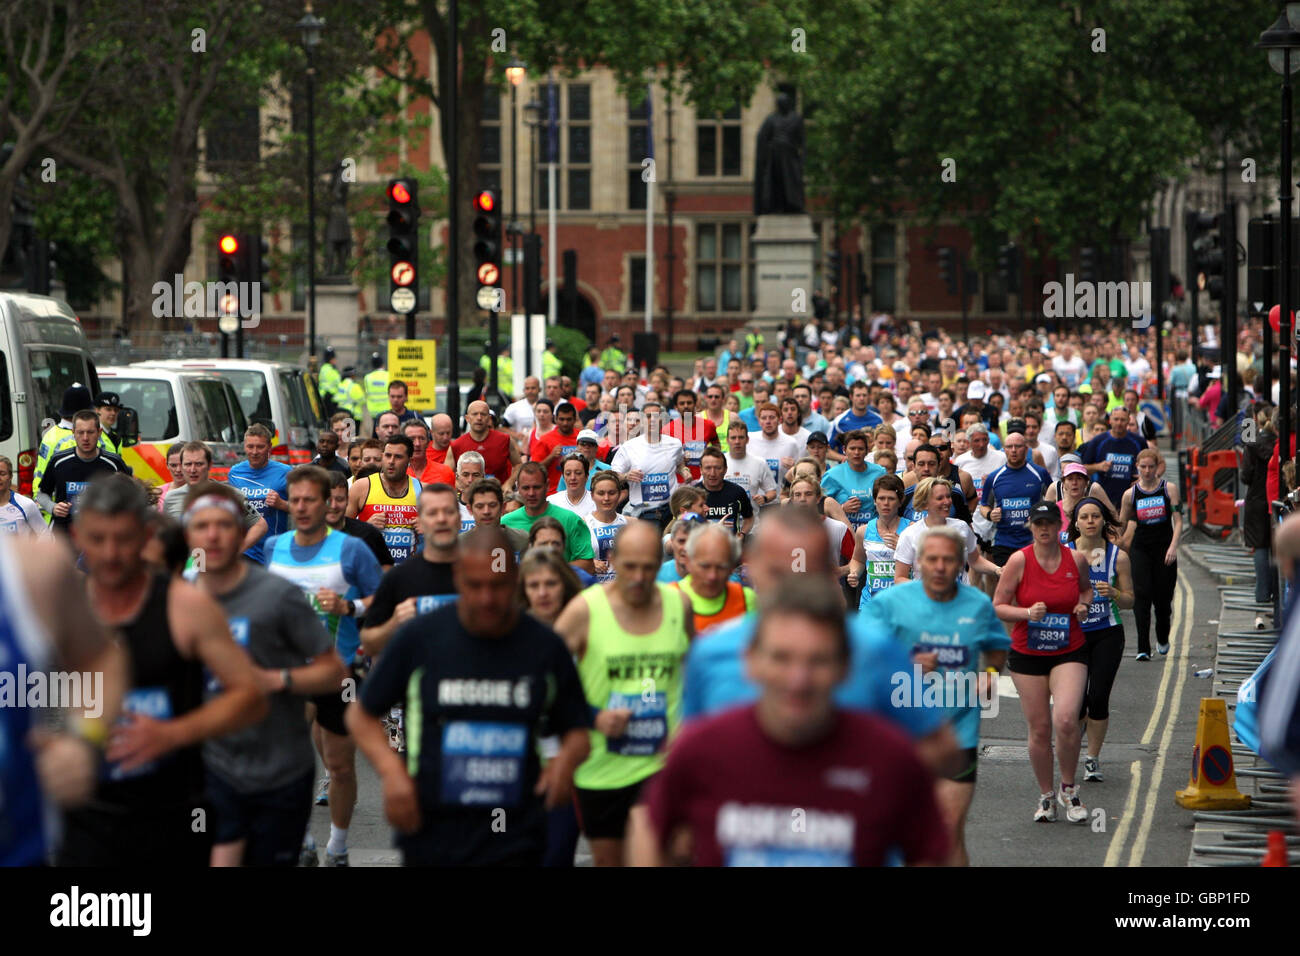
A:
639;362;648;386
1261;831;1288;867
1175;699;1251;810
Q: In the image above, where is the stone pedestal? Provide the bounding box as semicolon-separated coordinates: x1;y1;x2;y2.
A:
751;214;817;339
314;281;361;367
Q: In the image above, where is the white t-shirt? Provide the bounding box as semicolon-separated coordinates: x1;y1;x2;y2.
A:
459;501;475;534
780;425;811;460
1037;441;1061;482
548;489;596;520
746;431;801;489
1052;354;1087;388
953;447;1007;499
585;513;627;582
725;452;777;506
824;516;853;570
0;491;49;536
894;518;980;583
611;436;684;511
503;398;535;434
892;416;914;446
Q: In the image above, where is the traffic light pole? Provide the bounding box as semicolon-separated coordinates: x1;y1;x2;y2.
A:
446;0;460;432
306;43;317;359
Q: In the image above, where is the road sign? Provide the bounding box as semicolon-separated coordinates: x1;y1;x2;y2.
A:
390;261;415;287
1140;400;1165;434
218;313;239;334
476;286;500;310
388;339;437;411
390;287;416;314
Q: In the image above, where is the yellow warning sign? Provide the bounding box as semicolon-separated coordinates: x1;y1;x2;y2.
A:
388;339;437;411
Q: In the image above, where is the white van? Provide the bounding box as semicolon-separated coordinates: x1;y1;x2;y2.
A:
97;366;248;484
136;359;324;465
0;293;101;495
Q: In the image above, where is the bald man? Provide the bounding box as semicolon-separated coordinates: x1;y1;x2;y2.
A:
418;414;455;485
451;400;520;489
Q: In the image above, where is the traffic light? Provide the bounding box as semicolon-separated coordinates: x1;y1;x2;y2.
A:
244;233;269;289
472;188;503;311
997;243;1020;291
1189;212;1224;301
387;178;420;314
826;250;842;292
218;233;240;284
938;246;957;294
1079;247;1098;283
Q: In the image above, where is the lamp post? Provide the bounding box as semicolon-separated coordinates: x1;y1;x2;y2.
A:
506;57;526;323
522;97;543;379
297;3;324;358
524;98;542;237
1260;9;1300;484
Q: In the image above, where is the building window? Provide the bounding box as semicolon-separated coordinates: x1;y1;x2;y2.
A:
479;85;502;193
630;256;646;312
870;224;897;313
696;103;742;177
567;84;592;210
627;93;650;210
696;222;745;312
206;103;260;167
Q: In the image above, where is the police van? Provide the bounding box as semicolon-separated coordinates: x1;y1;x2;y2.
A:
0;293;101;495
136;359;324;464
97;366;247;484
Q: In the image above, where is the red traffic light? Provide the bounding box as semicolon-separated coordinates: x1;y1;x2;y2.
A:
477;262;500;286
474;190;496;213
219;234;239;254
388;181;413;204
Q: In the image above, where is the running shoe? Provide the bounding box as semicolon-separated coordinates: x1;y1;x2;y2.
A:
1135;652;1150;661
314;777;330;807
1157;642;1169;656
324;849;349;867
300;834;319;868
1033;792;1056;822
1058;783;1088;824
1084;756;1103;782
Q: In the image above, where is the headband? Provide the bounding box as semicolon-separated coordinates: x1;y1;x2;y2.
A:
1071;496;1109;521
183;494;243;525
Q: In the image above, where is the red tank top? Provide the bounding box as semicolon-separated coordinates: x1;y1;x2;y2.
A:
1011;543;1086;655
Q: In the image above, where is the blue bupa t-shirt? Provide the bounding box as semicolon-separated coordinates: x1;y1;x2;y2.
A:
1079;432;1147;505
227;459;293;564
821;461;887;528
829;409;883;452
980;462;1050;548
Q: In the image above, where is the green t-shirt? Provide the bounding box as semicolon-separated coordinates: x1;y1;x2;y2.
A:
501;503;595;562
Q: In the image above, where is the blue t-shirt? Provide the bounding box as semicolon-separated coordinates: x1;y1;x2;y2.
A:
829;408;883;451
821;461;887;528
856;581;1009;749
657;559;683;583
738;406;761;432
681;611;947;740
980;462;1050;548
227;459;293;564
263;530;384;665
1079;431;1147;505
858;516;912;601
579;364;606;388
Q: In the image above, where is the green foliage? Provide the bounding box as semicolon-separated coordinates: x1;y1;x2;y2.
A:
547;324;590;379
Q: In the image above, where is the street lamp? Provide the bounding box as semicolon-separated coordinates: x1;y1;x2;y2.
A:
1260;9;1300;484
297;2;325;359
506;57;526;324
522;97;543;379
524;98;543;238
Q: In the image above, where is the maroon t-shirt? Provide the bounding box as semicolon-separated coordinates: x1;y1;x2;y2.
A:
451;429;513;485
644;706;949;866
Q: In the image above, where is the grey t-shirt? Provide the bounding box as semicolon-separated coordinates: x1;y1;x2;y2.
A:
165;482;260;529
202;565;334;794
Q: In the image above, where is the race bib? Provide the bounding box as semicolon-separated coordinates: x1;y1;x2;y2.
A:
207;616;251;694
1084;597;1111;628
1135;494;1165;524
460;517;476;534
383;525;416;560
912;643;970;668
764;459;781;483
440;721;528;806
685;441;704;467
1027;613;1071;652
1002;496;1031;525
1105;453;1132;480
416;594;458;614
0;519;18;535
65;481;90;502
865;560;895;596
605;691;667;756
642;472;671;505
106;687;173;781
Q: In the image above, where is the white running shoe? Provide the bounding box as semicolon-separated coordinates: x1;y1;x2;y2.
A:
1034;792;1056;822
1058;783;1088;824
1084;756;1103;782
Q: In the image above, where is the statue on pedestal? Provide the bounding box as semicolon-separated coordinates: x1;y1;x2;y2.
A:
753;93;805;216
324;161;353;278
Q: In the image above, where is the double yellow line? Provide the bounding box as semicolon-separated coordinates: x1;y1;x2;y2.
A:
1104;574;1193;867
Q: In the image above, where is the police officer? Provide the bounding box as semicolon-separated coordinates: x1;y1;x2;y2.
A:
543;339;563;381
318;346;343;416
364;352;390;420
337;365;364;425
94;392;126;456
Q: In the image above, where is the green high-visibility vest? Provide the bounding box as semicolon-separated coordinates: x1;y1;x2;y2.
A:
543;351;563;381
365;369;391;415
318;361;342;400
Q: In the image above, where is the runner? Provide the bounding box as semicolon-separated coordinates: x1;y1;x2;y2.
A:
657;512;704;584
36;410;131;532
695;446;753;536
747;402;801;494
1067;497;1134;782
788;475;854;591
894;478;1001;584
503;376;542;450
454;451;486;531
155;444;187;514
266;465;384;865
326;471;394;572
858;524;1010;865
630;575;949;867
0;533;124;865
1078;407;1150;506
547;453;596;519
464;477;531;554
533;402;582;493
452;400;520;488
1043;459;1117;540
611;402;689;530
501;462;596;572
227;423;293;565
1118;448;1182;659
0;454;49;535
846;474;911;605
311;428;353;480
347;434;423;565
585;472;628;584
167;441;268;550
992;502;1093;824
553;521;694;866
347;526;591;865
58;474;267;865
978;428;1051;568
951;423;1005;501
821;429;886;531
184;481;348;866
663;390;719;480
724;420;777;509
672;522;755;636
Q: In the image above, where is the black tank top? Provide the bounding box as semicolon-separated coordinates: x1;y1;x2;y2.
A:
1130;480;1173;552
948;463;972;524
98;574;205;811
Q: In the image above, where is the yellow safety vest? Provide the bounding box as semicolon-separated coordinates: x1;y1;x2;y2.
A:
318;362;342;401
364;369;390;415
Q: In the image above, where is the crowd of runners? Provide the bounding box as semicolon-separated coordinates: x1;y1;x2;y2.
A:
3;318;1214;867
